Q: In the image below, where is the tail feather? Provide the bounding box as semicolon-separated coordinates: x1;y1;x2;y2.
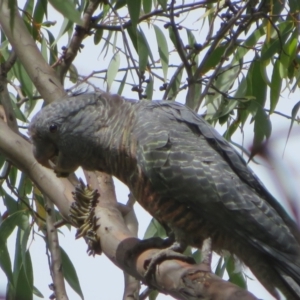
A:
247;239;300;299
280;274;300;298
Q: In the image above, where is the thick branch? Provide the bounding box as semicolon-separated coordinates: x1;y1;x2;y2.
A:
80;175;257;300
93;200;257;300
0;0;65;103
0;119;73;220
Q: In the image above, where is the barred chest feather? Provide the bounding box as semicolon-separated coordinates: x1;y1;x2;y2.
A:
106;139;232;252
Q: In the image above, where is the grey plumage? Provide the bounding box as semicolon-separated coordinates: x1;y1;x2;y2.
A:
29;92;300;299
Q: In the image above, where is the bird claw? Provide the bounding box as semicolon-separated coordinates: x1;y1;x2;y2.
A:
143;242;196;281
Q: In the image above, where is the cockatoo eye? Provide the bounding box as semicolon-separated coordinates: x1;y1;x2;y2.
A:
49;123;58;133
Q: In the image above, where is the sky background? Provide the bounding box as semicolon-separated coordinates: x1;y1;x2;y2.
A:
1;1;300;299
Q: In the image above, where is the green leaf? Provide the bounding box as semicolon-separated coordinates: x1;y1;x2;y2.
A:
13;61;33;99
201;44;233;74
186;81;202;111
139;28;154;65
100;30;113;57
0;242;14;286
283;101;300;153
289;0;300;12
8;0;17;31
15;261;33;300
23;0;34;15
8;166;18;187
168;27;177;48
154;25;168;80
261;21;294;61
106;52;120;92
18;173;32;197
60;247;84;300
45;29;58;65
191;249;201;264
247;59;267;115
10;93;27;122
94;29;103;45
48;0;83;25
186;29;196;47
143;218;166;239
215;256;226;277
33;286;44;298
16;248;34;299
0;40;9;55
117;71;128;95
69;64;78;83
226;255;247;289
1;187;19;214
126;0;141;28
137;29;149;73
51;17;74;47
252;107;272;157
157;0;167;10
0;211;28;242
145;75;153;99
167;67;183;100
143;0;152;14
233;26;265;62
148;289;159;300
114;0;126;10
278;29;298;78
127;26;138;52
21;228;32;281
186;29;199;71
206;63;241;119
270;59;282;113
32;0;48;40
219;78;247;120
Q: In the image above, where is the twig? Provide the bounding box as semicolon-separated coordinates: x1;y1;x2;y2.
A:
196;2;254;105
16;95;43;107
59;0;102;83
91;1;215;31
0;0;65;104
0;51;19;133
169;0;192;78
107;2;140;96
5;176;46;223
45;198;68;300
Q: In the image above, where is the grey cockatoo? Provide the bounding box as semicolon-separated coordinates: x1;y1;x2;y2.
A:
29;92;300;299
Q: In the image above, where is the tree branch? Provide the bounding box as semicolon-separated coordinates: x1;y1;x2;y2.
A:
0;119;73;220
59;0;102;83
0;0;65;103
93;189;257;300
196;2;252;106
91;1;216;31
0;51;19;133
45;198;69;300
73;178;257;300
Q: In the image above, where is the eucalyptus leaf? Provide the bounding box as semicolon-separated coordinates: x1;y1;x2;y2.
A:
48;0;83;25
60;247;84;299
154;25;168;80
106;52;120;92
